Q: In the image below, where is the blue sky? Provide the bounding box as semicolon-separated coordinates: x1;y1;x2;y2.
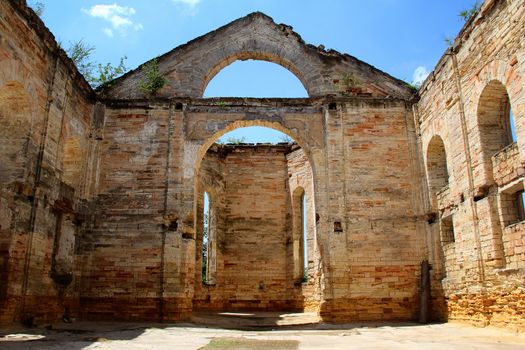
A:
31;0;479;142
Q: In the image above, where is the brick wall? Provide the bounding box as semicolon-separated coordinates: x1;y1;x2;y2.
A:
0;0;94;325
193;144;320;311
417;0;525;329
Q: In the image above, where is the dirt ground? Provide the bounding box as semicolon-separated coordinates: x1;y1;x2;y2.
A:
1;320;525;350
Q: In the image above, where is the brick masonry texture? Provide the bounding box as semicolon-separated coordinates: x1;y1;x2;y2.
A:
0;0;524;330
193;144;319;311
417;0;525;329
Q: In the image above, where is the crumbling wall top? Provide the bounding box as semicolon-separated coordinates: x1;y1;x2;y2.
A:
100;12;414;100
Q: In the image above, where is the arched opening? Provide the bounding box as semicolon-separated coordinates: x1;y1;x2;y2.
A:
292;187;309;283
201;191;217;285
477;80;525;267
426;135;449;208
202;192;209;283
200;52;310;97
302;191;308;281
439;213;456;279
204;60;308;98
477;80;516;182
192;124;320;316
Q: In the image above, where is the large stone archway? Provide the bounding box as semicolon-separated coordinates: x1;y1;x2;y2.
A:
165;101;330;318
191;120;322;313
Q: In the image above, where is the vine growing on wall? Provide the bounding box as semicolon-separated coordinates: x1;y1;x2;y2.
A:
27;2;128;88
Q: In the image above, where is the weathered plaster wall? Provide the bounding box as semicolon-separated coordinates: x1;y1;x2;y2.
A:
417;0;525;329
0;0;94;325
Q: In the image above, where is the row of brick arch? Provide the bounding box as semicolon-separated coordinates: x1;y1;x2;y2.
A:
425;79;518;204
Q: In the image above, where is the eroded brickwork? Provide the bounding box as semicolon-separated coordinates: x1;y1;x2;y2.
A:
0;0;94;325
417;0;525;329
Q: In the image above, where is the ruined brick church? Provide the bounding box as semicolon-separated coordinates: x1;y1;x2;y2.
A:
1;0;524;329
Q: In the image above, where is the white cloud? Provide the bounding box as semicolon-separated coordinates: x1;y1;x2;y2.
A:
83;4;143;36
172;0;201;7
103;28;114;37
412;66;430;87
171;0;201;15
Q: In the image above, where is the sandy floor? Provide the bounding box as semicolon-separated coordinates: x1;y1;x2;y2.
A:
1;321;525;350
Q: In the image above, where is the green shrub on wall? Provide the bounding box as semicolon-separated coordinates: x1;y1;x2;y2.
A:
139;58;167;95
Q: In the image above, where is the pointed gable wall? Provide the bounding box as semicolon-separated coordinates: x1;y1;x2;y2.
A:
101;13;413;100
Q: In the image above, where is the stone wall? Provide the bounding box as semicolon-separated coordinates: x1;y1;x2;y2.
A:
417;0;525;329
220;145;290;310
321;100;424;322
77;105;172;321
0;0;94;325
101;13;413;100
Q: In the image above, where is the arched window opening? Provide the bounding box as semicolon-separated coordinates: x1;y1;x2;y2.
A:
202;191;216;284
510;107;517;143
302;191;308;283
426;135;449;208
203;60;308;98
439;213;456;279
478;80;515;157
292;187;306;283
